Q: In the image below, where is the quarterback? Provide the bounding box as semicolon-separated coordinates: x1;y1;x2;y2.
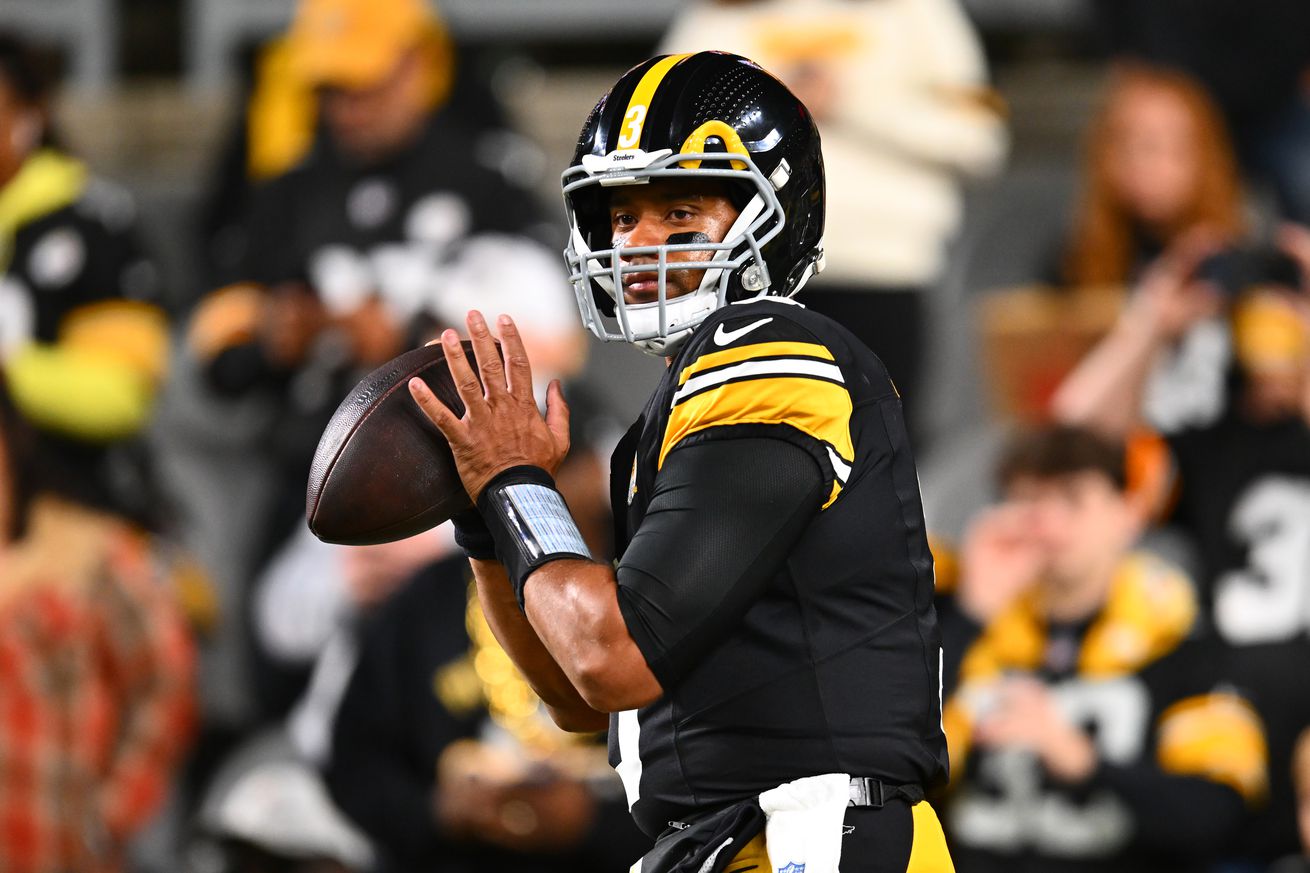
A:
410;52;952;873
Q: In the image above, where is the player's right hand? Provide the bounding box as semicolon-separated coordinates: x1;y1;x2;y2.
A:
409;310;570;503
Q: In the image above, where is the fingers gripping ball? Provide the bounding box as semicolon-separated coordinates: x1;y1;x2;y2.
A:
306;341;497;545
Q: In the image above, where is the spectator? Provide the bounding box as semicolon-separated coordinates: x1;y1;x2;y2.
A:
942;426;1267;872
1052;227;1310;861
246;238;586;724
1092;0;1310;224
326;557;650;873
659;0;1007;436
184;0;553;585
1059;64;1245;292
1007;65;1247;444
969;64;1243;429
0;30;170;526
194;0;534;294
0;375;196;873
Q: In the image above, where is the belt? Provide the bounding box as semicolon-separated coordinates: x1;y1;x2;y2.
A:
847;777;925;808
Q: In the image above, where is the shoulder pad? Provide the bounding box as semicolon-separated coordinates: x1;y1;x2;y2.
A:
662;304;854;507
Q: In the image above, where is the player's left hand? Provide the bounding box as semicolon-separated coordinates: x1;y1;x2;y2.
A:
409;310;570;503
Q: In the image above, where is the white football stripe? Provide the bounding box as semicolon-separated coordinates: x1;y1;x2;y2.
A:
826;445;852;483
673;357;844;405
616;708;643;810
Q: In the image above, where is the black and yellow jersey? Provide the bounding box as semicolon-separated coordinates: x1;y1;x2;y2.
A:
943;554;1268;872
606;297;948;837
0;149;167;446
1;149;162;347
1165;412;1310;645
1163;414;1310;860
230;112;545;292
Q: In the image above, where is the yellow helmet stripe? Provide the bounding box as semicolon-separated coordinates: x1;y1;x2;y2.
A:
616;53;693;151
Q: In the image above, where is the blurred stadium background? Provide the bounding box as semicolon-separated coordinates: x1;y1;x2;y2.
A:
3;1;1310;871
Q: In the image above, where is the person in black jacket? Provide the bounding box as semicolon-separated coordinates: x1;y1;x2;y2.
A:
326;554;649;873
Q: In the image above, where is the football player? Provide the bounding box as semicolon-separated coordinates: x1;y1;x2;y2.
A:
409;52;952;872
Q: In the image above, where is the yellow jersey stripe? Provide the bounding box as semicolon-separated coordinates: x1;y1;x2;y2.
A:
660;375;855;508
678;340;834;386
1157;692;1268;803
618;53;693;151
662;375;854;467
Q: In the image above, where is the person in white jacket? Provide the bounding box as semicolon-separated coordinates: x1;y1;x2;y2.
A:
660;0;1008;434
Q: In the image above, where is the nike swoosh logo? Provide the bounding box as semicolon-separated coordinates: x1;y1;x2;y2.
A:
713;317;773;346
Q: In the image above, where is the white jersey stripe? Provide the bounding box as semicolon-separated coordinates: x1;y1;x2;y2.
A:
672;357;844;405
616;708;643;810
826;445;852;483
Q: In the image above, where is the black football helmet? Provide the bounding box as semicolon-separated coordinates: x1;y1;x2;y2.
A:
562;51;825;355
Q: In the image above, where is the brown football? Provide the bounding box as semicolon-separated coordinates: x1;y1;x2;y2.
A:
306;341;488;545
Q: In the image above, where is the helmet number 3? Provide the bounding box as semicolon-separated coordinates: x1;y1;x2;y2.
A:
617;105;647;150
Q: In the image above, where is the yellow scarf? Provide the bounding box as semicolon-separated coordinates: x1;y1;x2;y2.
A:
945;552;1196;774
959;551;1197;683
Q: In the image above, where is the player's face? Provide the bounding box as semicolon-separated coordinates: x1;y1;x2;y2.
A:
1006;471;1139;591
320;48;430;164
608;179;741;305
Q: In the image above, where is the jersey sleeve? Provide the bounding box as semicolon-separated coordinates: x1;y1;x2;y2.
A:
661;312;856;508
617;437;825;686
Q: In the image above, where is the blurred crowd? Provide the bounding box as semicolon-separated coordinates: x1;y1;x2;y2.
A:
0;0;1308;872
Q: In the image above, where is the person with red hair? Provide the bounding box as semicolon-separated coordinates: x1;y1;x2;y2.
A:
1061;63;1245;292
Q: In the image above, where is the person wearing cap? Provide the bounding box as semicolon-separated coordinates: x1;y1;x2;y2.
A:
184;0;552;635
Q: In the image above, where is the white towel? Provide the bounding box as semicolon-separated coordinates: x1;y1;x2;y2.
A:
758;773;850;873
